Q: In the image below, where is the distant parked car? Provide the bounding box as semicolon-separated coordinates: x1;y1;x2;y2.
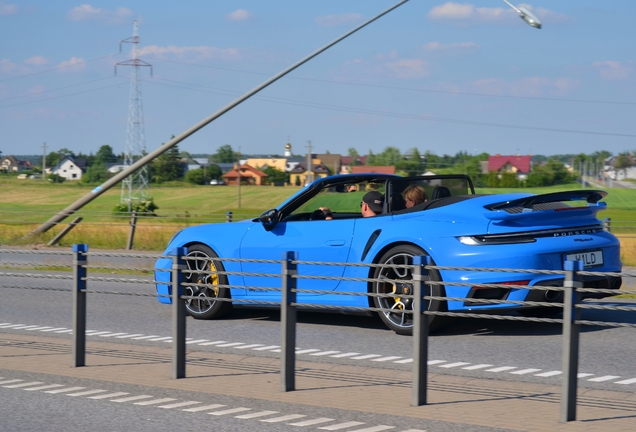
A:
210;179;225;185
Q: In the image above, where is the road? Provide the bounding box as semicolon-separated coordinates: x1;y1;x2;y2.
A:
1;265;636;395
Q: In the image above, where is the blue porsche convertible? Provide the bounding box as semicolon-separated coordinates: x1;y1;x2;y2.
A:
155;174;622;334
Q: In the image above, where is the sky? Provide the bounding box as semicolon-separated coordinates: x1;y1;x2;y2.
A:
0;1;635;160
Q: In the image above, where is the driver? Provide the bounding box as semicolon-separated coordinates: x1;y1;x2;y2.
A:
360;191;384;217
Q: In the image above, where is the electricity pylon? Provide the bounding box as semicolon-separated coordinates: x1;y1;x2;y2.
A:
116;20;152;211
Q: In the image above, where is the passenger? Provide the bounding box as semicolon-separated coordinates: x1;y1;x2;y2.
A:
403;185;427;208
360;191;384;217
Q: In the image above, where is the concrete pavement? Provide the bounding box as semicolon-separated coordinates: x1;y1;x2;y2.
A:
1;333;636;431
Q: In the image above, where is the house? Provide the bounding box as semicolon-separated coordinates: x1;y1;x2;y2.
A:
222;163;268;185
316;154;341;176
0;155;32;172
340;155;368;174
246;157;288;172
487;155;532;180
350;166;396;175
51;156;87;180
289;162;330;186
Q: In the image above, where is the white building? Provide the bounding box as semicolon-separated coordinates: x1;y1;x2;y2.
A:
52;156;86;180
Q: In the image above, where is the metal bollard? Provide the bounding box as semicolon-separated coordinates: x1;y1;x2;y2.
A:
226;211;233;222
412;255;430;406
72;244;88;367
603;217;611;232
126;211;138;250
561;260;583;423
281;251;298;392
172;247;187;379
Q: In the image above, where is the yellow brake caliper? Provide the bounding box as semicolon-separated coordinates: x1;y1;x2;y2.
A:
209;261;219;296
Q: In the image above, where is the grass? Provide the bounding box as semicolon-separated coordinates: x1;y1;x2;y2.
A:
2;176;636;264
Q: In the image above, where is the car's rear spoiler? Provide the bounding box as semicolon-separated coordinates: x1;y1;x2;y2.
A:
484;190;607;211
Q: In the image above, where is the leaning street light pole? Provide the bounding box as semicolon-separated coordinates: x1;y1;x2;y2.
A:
502;0;542;29
29;0;410;237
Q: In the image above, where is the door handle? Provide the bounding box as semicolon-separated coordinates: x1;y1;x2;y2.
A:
325;240;346;246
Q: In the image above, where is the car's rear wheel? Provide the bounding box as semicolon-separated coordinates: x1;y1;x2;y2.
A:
183;244;232;320
372;245;449;335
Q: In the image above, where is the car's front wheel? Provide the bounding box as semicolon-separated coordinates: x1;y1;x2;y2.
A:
183;244;232;320
372;245;449;335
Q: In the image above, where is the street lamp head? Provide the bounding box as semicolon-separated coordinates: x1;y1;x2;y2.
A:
517;6;542;29
502;0;542;29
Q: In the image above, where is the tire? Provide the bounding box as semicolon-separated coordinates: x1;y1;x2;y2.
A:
372;245;450;335
183;244;232;320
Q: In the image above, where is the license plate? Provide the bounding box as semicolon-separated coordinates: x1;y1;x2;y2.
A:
565;250;603;268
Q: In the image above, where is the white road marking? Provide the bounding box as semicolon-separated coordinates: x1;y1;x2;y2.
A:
85;331;111;336
588;375;621;382
134;398;177;406
252;345;280;351
24;384;65;391
510;369;542;375
131;335;160;340
234;344;264;349
462;364;493;370
115;334;144;339
348;426;395;432
289;418;335;426
147;336;172;342
215;342;246;347
88;392;129;400
0;379;23;385
45;386;86;394
351;354;382;360
6;325;39;330
111;395;154;403
296;349;321;354
439;362;471;369
486;366;517;372
235;410;278;419
208;407;252;416
310;351;341;357
262;414;307;423
67;389;109;397
25;326;53;331
198;341;227;346
319;421;365;430
535;371;562;377
40;327;68;332
183;404;225;412
615;378;636;385
98;332;128;337
3;381;44;388
577;373;594;378
54;329;73;333
158;401;202;409
372;356;403;362
330;352;360;358
394;359;413;364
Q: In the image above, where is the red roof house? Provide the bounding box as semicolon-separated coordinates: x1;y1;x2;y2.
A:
222;164;268;185
488;155;532;176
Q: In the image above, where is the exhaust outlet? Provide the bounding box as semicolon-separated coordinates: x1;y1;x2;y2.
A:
544;289;563;302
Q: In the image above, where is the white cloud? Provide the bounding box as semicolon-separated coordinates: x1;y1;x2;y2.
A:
316;13;364;27
428;2;566;25
67;4;133;24
422;41;479;51
468;76;579;97
384;59;430;79
593;61;633;80
24;56;48;66
0;58;18;74
138;45;242;61
226;9;252;21
57;57;86;73
0;2;17;16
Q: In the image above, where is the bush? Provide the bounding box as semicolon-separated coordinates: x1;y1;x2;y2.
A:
113;197;158;215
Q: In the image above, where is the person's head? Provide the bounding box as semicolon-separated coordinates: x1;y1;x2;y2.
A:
404;185;427;208
361;191;384;217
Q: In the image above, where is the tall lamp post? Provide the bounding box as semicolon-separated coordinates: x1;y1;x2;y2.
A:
502;0;542;29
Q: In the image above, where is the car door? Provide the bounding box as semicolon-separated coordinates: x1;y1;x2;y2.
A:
238;218;355;299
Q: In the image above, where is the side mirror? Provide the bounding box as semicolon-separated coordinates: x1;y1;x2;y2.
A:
259;209;279;231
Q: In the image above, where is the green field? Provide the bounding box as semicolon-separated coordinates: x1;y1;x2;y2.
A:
1;177;635;256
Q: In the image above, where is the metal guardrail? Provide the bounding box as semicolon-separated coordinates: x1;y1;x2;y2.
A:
1;245;635;423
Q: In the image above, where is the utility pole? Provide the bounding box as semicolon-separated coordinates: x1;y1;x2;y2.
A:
116;20;152;212
27;0;410;237
306;140;313;185
42;142;47;181
237;146;241;208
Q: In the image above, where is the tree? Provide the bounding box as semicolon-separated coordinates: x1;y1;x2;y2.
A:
82;161;110;183
95;145;117;163
185;168;209;185
347;148;361;166
152;140;184;183
395;147;424;176
211;144;240;163
261;166;288;184
207;164;222;180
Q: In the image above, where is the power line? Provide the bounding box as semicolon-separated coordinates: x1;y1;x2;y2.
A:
0;76;114;103
146;56;636;106
146;77;636;139
0;53;120;82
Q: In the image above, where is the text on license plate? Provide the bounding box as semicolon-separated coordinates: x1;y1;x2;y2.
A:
565;250;603;268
